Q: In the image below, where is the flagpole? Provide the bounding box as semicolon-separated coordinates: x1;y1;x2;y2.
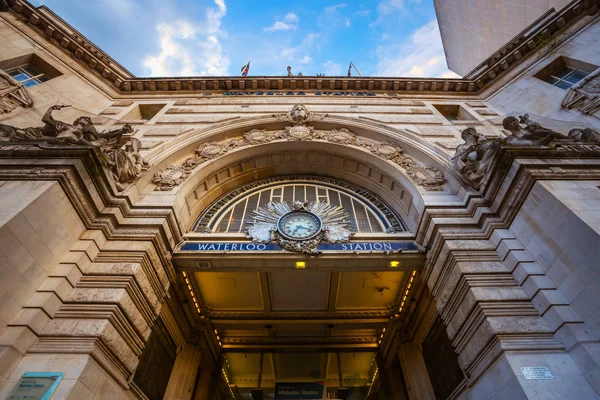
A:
350;61;362;77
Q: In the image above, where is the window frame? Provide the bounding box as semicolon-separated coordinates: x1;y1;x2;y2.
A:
6;63;50;88
543;66;588;90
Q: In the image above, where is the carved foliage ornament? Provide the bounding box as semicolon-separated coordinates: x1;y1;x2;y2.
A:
247;200;353;255
153;105;446;191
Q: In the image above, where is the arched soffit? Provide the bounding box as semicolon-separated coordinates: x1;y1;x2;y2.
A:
193;175;408;235
143;111;457;178
157;141;436;235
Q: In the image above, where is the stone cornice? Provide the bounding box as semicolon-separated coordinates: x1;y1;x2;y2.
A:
3;0;598;97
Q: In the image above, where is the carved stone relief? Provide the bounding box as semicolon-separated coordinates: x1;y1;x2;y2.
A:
453;114;600;190
152;104;447;192
0;105;149;191
0;69;33;114
562;68;600;116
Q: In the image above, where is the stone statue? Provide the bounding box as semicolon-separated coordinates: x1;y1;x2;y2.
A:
501;114;566;146
0;69;33;114
568;127;600;142
0;105;148;190
452;127;500;190
286;66;303;77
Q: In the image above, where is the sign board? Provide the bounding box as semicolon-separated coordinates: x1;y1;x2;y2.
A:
521;367;553;380
274;382;325;399
7;372;64;400
180;241;419;252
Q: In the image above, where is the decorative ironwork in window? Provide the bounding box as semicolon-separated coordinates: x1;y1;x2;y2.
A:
193;176;407;233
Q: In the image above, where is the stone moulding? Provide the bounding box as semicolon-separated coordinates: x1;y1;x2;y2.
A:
152;124;447;192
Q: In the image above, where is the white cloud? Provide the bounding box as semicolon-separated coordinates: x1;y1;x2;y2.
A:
143;0;230;76
299;56;313;65
325;3;347;13
280;33;319;59
355;9;370;17
322;61;343;76
345;18;351;27
376;20;461;78
377;0;405;15
264;13;299;31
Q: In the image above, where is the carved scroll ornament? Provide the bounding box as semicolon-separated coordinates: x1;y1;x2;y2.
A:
0;69;33;114
562;68;600;116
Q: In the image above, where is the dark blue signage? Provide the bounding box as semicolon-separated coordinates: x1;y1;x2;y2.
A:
274;382;324;400
179;241;418;252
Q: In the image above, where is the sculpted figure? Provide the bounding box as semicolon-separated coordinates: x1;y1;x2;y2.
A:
567;127;600;143
452;127;500;190
287;66;293;77
0;105;148;190
501;114;565;146
0;69;33;114
290;104;309;124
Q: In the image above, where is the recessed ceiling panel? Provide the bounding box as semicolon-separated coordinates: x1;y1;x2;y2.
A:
193;272;264;310
336;271;405;309
269;271;330;311
273;353;328;381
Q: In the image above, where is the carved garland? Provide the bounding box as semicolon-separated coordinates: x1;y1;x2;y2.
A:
153;127;446;191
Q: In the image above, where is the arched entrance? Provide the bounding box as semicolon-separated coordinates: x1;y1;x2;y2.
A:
154;109;464;399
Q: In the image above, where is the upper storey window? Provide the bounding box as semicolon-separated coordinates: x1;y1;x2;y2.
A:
535;56;597;90
6;64;50;88
544;67;588;89
432;104;476;123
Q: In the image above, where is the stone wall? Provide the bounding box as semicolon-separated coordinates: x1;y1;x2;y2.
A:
489;16;600;129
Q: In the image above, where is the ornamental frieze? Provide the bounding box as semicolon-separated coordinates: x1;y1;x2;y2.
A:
152;104;447;191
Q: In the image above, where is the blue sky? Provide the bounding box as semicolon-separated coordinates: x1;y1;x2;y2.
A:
30;0;460;78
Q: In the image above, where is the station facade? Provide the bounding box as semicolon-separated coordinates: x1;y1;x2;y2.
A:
0;0;600;399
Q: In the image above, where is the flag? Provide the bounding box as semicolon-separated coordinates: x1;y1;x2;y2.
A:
240;61;250;76
347;62;352;77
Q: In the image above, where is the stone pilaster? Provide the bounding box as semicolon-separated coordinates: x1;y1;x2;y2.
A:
397;341;435;400
164;343;203;400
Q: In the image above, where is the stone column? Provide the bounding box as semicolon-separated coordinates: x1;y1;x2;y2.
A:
397;341;436;400
164;343;203;400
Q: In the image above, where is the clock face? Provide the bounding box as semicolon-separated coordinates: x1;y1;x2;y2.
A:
278;211;322;240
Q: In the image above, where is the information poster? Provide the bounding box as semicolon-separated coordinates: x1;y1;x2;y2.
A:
274;382;325;400
7;372;64;400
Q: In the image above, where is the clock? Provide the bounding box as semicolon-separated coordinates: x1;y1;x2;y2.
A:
277;211;322;240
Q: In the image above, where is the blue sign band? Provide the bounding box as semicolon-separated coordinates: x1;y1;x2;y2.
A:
180;241;418;252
